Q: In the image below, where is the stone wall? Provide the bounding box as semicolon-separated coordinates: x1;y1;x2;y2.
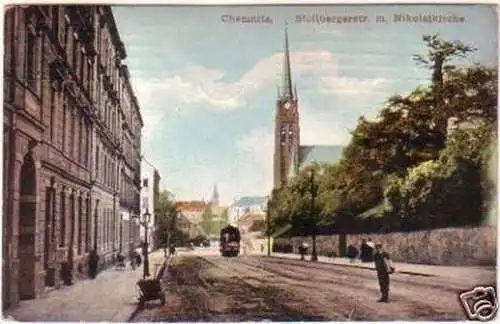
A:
275;226;497;266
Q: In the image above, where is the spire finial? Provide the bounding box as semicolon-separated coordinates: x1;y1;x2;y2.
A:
211;184;219;206
280;21;293;100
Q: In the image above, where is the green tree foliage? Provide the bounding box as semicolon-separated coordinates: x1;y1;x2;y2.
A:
249;219;266;232
269;33;497;235
384;122;495;229
154;190;190;246
200;207;219;236
154;190;176;246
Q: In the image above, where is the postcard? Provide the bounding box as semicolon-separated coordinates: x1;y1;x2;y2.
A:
2;2;498;322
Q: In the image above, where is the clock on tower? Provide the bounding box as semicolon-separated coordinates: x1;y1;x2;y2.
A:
284;101;291;110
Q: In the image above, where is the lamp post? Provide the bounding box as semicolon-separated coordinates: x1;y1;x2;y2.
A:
266;199;271;256
309;168;318;262
134;209;151;279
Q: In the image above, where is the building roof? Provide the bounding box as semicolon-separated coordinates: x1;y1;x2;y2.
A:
298;145;344;168
232;196;268;207
175;201;208;212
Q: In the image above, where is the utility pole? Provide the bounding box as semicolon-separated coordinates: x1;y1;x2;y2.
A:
266;199;271;256
310;169;318;262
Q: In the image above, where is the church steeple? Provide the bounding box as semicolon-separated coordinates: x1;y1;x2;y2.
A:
273;23;300;190
280;22;294;100
211;184;219;206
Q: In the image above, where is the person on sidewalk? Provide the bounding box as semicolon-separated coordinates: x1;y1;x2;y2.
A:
129;248;137;270
169;243;176;257
374;243;395;302
366;238;375;261
346;243;359;263
88;249;99;279
298;242;308;261
359;239;368;262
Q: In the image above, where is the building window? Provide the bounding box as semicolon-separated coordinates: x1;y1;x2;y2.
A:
95;146;100;178
142;197;148;209
71;109;76;159
59;190;66;247
84;123;89;167
78;118;83;163
143;178;148;188
85;197;90;252
62;100;67;152
52;7;59;37
50;88;56;143
78;196;82;255
25;29;37;90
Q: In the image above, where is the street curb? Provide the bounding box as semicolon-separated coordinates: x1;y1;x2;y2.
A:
268;255;438;278
127;254;171;322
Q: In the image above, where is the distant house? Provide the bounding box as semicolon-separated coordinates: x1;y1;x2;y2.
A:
228;196;268;226
238;212;266;234
175;201;209;225
176;213;203;239
175;201;210;238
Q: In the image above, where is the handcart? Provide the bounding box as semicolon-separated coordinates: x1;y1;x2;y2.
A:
136;263;166;308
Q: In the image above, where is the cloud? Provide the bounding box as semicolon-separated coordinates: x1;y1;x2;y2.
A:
134;49;389;145
232;128;275;198
320;77;387;95
300;111;350;146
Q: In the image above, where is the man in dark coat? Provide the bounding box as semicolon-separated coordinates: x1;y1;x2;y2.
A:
88;249;99;279
374;243;395;302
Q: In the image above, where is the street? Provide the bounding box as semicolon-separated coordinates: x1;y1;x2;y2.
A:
132;248;496;321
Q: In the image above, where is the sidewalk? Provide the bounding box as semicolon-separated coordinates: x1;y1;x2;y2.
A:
5;251;167;322
271;252;496;281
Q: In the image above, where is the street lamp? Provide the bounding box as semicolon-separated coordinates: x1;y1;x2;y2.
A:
134;209;151;279
309;168;318;262
266;199;271;256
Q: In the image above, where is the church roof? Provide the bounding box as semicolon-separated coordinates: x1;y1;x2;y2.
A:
298;145;344;168
232;196;268;207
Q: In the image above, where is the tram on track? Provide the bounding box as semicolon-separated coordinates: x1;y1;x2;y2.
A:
219;225;241;257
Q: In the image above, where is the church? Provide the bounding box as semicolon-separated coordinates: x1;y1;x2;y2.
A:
273;26;344;189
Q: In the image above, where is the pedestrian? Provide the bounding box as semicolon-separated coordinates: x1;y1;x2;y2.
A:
88;249;99;279
169;243;176;257
135;253;142;267
299;242;308;261
366;238;375;262
374;243;395;302
346;243;359;263
129;248;137;270
359;239;368;262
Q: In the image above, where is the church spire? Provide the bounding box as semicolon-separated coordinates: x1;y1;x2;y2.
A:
211;184;219;206
280;22;294;100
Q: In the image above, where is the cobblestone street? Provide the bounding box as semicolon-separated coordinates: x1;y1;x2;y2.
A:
5;251;166;322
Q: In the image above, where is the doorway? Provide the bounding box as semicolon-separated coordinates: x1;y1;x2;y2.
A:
18;153;37;299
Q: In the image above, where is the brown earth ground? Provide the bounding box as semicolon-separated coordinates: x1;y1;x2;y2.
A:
132;255;496;322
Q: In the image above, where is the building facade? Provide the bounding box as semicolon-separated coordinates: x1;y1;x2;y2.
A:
228;196;268;226
3;5;142;309
175;201;209;238
140;158;160;251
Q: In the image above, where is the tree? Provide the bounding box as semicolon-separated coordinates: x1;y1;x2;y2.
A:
154;190;178;247
249;219;266;232
200;207;219;236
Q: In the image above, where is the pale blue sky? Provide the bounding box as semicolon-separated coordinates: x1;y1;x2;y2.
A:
112;4;497;205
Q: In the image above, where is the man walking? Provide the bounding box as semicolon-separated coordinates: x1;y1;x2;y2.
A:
374;243;395;302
